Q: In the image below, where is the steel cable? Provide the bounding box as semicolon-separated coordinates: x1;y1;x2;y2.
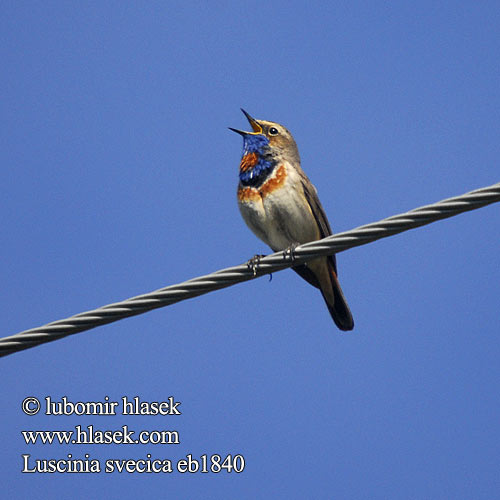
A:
2;181;499;357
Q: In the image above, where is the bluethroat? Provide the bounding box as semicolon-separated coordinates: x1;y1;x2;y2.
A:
230;109;354;331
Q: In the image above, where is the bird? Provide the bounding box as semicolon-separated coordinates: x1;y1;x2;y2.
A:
230;109;354;331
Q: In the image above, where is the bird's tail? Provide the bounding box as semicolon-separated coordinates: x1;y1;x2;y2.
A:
320;262;354;331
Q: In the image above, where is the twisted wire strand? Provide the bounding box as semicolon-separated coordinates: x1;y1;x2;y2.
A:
2;181;499;358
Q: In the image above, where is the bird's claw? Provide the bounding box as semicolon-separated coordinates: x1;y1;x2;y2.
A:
283;242;300;262
247;254;265;277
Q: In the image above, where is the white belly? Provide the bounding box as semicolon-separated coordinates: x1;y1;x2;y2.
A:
238;167;320;251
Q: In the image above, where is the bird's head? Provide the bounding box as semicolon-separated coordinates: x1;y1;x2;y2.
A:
229;109;300;164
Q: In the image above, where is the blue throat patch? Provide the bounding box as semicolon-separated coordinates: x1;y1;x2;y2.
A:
242;134;269;154
238;134;275;187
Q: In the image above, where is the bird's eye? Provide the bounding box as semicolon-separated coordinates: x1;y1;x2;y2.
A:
269;127;279;136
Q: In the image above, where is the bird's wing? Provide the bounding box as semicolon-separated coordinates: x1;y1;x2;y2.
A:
299;173;338;275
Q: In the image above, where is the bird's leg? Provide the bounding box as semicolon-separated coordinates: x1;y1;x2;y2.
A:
283;242;300;262
246;254;266;277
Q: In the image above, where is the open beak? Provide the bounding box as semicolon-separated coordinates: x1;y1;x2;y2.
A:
229;108;263;136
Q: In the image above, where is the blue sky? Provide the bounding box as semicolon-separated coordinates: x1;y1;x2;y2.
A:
2;1;500;498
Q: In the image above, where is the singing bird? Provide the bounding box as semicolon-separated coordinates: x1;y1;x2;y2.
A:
230;109;354;331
